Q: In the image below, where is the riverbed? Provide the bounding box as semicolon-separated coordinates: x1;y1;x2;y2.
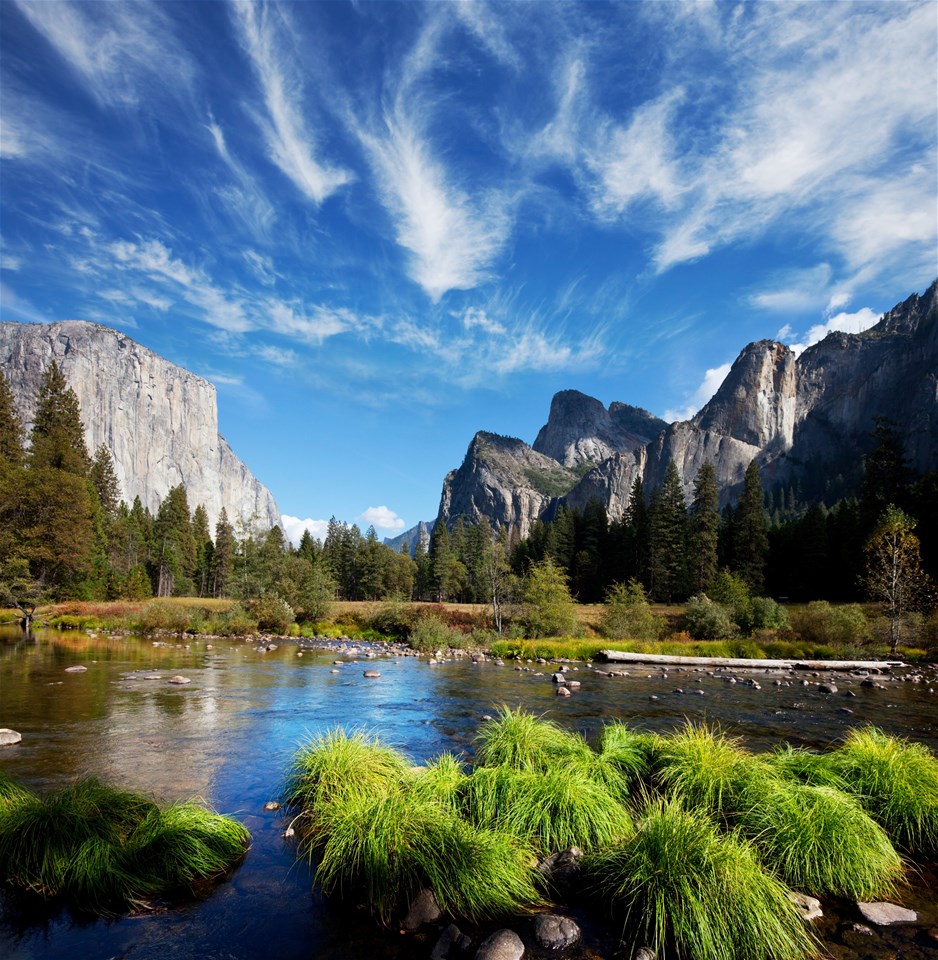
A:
1;626;937;959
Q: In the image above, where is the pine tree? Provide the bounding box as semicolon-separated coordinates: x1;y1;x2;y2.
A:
0;370;24;466
212;507;235;597
192;504;213;597
649;461;688;602
90;444;121;516
151;485;195;596
733;460;769;592
624;476;650;588
522;556;578;637
29;361;91;475
688;461;719;594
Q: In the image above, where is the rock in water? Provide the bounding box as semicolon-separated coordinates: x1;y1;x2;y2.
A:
857;902;918;926
474;929;524;960
533;913;581;950
401;887;441;931
64;665;87;673
363;670;381;678
0;729;22;746
168;675;191;684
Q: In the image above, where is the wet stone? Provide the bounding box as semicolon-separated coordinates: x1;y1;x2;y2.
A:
556;686;572;697
857;901;918;926
64;665;87;673
789;891;823;921
168;676;191;684
363;670;381;678
533;913;581;950
432;923;472;960
263;800;281;811
475;929;524;960
401;887;440;931
0;728;22;746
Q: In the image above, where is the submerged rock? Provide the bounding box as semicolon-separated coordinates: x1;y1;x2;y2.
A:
64;665;87;673
533;913;580;950
475;929;524;960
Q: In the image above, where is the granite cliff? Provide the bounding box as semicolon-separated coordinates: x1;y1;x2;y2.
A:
439;280;937;532
0;321;279;530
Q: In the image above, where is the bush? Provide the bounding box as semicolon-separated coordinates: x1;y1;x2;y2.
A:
246;595;295;634
408;615;462;653
210;603;257;636
791;601;872;648
682;594;737;640
522;558;579;638
600;581;662;641
135;601;193;635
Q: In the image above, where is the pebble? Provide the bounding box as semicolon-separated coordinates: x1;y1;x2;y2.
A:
263;801;281;811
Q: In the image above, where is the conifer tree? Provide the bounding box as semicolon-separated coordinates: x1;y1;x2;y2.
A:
624;476;650;588
29;361;90;475
212;507;235;597
90;444;121;516
0;370;24;467
192;504;213;597
688;461;719;594
151;484;195;596
649;461;688;602
733;460;769;592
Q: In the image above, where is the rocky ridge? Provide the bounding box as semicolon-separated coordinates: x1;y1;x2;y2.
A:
439;281;937;531
0;320;279;530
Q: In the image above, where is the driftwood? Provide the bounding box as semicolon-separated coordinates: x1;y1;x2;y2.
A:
598;650;906;671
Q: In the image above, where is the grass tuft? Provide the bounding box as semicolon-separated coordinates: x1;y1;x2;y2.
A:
584;797;817;960
462;764;633;855
408;753;467;813
827;726;938;853
473;706;592;771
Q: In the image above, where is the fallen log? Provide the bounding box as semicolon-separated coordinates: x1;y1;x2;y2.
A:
597;650;906;671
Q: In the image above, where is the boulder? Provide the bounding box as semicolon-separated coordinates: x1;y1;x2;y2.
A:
363;670;381;678
533;913;580;950
857;901;918;926
788;891;822;921
475;929;524;960
432;923;473;960
401;887;441;931
0;728;22;746
537;848;583;890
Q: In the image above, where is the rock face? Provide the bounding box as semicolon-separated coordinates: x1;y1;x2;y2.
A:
440;281;937;530
438;432;580;539
0;320;279;530
533;390;666;467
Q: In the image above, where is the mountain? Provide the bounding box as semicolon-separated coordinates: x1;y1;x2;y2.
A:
439;280;937;531
0;320;279;530
383;519;435;555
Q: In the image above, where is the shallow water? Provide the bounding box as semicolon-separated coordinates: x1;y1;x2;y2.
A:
1;627;937;959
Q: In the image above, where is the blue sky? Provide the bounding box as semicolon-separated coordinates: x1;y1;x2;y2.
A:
1;1;936;543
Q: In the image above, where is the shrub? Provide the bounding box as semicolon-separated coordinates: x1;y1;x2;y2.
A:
408;615;461;653
791;601;872;648
246;595;295;634
600;581;662;641
210;603;257;636
585;798;816;960
682;594;738;641
135;601;194;635
521;558;579;638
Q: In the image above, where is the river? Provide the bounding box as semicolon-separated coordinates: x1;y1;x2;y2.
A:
1;626;936;959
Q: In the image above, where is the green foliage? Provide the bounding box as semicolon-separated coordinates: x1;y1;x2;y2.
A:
827;726;938;853
0;776;248;914
28;362;91;476
408;753;467;813
791;601;872;647
0;370;24;467
522;556;579;637
408;613;462;653
210;602;257;636
682;594;738;640
585;798;815;960
648;461;687;602
521;465;579;499
474;706;592;771
462;764;633;854
134;600;196;635
600;580;661;641
246;594;295;633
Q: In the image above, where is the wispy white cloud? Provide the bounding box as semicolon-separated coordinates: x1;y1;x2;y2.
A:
14;0;193;108
359;505;406;531
264;300;379;345
281;514;329;546
453;0;521;71
256;344;298;367
663;362;731;422
749;264;841;314
231;1;352;205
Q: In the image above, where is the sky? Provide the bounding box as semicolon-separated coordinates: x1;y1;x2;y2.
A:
1;1;936;544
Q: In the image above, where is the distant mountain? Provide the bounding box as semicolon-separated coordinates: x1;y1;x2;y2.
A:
438;280;937;532
383;519;435;555
0;320;280;530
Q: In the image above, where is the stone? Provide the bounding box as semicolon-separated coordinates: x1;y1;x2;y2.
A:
551;673;567;684
432;923;473;960
818;683;838;694
537;847;583;890
168;675;191;684
474;929;524;960
64;665;87;673
0;320;279;530
857;901;918;926
263;801;281;811
634;950;657;960
401;887;441;931
533;913;580;950
363;670;381;678
556;686;572;697
0;728;23;746
788;891;823;921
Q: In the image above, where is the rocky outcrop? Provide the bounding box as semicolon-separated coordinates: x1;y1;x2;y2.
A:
438;432;579;539
441;280;937;529
0;320;279;529
533;389;667;467
383;519;435;556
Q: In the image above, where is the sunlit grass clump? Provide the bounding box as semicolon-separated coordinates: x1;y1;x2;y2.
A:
462;764;633;854
473;706;592;771
827;726;938;853
0;776;249;914
313;787;543;925
584;798;816;960
408;753;467;812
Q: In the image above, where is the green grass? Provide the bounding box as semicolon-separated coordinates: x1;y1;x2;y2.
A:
461;764;634;855
314;787;543;925
473;705;593;771
738;781;902;899
408;753;467;813
584;798;816;960
827;726;938;853
0;776;248;914
283;728;410;823
0;769;34;808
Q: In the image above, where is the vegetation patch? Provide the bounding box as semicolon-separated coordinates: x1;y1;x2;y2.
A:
0;776;249;915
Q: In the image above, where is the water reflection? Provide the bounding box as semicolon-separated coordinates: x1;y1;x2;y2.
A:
1;627;936;960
